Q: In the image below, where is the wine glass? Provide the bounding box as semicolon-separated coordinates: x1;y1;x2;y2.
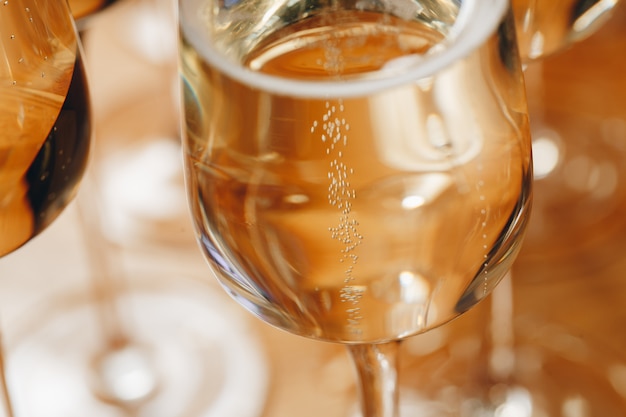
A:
512;0;625;260
178;0;533;414
1;1;271;416
404;1;626;415
514;1;626;410
1;0;91;257
1;0;91;414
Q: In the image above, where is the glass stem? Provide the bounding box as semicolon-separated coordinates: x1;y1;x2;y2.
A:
75;177;129;350
347;341;401;417
0;331;14;417
488;271;515;382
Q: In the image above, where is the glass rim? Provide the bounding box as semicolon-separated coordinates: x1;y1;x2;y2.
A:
179;0;508;98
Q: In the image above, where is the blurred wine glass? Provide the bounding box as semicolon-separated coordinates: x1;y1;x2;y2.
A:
0;0;91;258
179;0;532;415
1;1;271;416
400;2;626;416
513;3;626;406
1;0;91;415
515;0;626;260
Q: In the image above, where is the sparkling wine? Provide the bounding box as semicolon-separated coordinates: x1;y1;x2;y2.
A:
513;0;621;60
0;54;91;256
180;4;532;342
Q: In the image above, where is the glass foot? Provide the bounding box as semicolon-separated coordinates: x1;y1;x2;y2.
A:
5;274;269;417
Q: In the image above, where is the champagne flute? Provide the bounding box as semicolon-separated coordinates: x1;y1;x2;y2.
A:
1;0;91;414
178;0;533;414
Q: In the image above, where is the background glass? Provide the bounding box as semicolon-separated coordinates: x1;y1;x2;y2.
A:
1;1;270;416
0;0;91;257
395;2;626;416
1;1;91;415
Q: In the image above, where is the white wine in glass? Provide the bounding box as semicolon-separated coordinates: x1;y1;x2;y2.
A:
2;2;269;417
0;1;91;257
1;1;91;415
179;0;533;414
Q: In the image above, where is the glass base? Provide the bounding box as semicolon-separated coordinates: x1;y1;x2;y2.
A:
4;275;269;417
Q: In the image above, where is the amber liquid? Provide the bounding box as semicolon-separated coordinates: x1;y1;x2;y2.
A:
0;53;91;256
181;10;532;343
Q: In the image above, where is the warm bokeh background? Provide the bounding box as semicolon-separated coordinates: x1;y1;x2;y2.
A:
0;0;625;416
